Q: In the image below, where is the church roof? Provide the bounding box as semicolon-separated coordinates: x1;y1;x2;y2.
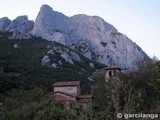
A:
105;66;121;70
78;94;93;99
53;81;80;87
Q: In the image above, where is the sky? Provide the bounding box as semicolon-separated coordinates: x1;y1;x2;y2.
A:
0;0;160;59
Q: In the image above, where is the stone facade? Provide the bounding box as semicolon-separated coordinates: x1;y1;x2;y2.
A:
105;66;121;82
54;86;80;96
52;81;93;110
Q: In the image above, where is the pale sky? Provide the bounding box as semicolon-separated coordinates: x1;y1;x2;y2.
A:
0;0;160;59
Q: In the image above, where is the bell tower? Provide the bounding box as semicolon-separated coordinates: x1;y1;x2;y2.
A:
105;66;121;82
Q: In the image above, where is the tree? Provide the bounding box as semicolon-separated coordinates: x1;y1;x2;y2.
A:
1;88;92;120
92;59;160;119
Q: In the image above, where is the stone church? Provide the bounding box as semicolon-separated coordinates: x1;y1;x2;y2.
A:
51;81;93;110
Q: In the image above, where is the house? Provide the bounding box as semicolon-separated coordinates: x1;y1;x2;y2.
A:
105;66;121;82
53;81;81;96
51;81;93;110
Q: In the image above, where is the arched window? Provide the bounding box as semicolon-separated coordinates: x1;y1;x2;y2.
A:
109;71;112;76
113;71;117;76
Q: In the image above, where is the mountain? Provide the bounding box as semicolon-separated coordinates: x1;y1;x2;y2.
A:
0;32;104;93
0;16;33;39
0;4;149;71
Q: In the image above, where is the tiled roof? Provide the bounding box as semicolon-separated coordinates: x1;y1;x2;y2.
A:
77;95;93;103
105;66;121;70
78;94;93;99
78;99;90;103
53;81;80;87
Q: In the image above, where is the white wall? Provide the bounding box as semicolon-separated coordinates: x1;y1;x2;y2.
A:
54;86;80;96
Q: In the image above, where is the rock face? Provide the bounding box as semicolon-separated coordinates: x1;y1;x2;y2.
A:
7;15;34;39
0;16;33;39
31;5;148;71
31;5;69;44
0;17;11;31
0;4;149;71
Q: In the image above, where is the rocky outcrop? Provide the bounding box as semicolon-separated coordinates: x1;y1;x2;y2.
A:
0;16;33;39
41;44;85;69
0;4;149;71
6;16;34;39
31;5;69;44
0;17;11;31
31;5;149;71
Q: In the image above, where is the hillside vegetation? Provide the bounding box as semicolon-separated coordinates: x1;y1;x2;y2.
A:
92;58;160;119
0;32;160;119
0;32;104;94
0;32;104;119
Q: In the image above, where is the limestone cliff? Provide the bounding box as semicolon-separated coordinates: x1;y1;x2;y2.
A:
0;5;149;71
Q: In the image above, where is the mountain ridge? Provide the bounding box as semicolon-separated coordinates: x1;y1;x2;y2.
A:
0;31;105;93
0;4;149;71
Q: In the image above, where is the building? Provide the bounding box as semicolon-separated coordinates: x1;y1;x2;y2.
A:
105;66;121;82
51;81;93;110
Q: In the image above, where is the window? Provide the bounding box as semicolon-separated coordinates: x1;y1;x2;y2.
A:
109;71;112;76
113;71;117;76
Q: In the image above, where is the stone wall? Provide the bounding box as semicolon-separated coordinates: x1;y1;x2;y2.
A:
54;86;80;96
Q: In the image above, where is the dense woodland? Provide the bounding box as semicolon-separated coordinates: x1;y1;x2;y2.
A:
0;32;160;119
0;32;104;94
93;58;160;119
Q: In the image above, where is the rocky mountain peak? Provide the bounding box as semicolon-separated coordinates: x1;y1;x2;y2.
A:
5;15;34;39
40;4;53;14
6;15;33;31
0;17;11;31
31;4;69;37
0;4;150;71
